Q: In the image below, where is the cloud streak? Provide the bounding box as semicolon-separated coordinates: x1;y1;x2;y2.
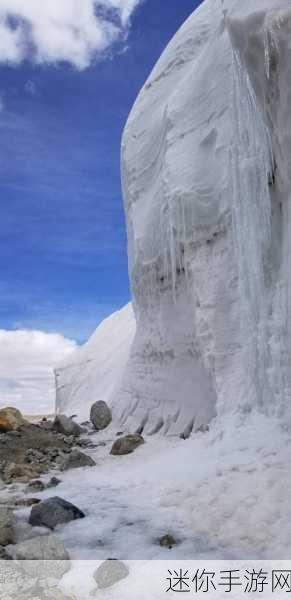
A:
0;0;143;69
0;329;77;414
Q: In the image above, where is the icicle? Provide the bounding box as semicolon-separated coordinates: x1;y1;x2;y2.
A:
230;47;273;409
264;29;271;79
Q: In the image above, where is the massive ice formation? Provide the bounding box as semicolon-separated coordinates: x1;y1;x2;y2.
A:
56;0;291;432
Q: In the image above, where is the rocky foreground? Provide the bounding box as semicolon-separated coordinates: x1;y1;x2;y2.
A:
0;404;151;567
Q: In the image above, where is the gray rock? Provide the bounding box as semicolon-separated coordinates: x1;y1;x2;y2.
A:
90;401;112;431
29;497;85;529
110;434;145;456
15;535;70;580
94;560;129;589
0;545;13;559
53;415;82;437
0;507;15;545
61;450;96;471
15;534;70;561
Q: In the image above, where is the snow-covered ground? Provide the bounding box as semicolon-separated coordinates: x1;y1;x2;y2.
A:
10;413;291;561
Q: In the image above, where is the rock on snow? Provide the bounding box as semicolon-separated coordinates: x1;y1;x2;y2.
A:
90;400;112;431
29;497;85;530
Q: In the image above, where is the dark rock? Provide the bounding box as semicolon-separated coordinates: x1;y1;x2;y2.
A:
76;438;99;449
159;534;177;549
47;476;61;488
196;424;210;433
26;479;45;493
110;434;145;456
94;560;129;589
116;432;124;437
61;450;96;471
53;415;82;437
0;545;13;559
90;401;112;431
29;497;85;529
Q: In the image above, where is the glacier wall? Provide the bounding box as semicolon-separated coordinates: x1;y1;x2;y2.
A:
56;0;291;433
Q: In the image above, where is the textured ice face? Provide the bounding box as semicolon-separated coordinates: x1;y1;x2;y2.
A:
122;1;232;294
56;0;291;432
119;0;291;431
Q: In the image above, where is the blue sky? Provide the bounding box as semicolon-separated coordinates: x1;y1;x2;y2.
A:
0;0;201;343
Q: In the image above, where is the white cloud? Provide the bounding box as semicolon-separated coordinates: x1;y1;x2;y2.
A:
0;0;142;69
0;329;77;415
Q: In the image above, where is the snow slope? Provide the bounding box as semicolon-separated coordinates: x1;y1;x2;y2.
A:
55;304;135;420
56;0;291;433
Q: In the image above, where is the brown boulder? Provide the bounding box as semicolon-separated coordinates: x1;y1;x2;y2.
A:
0;407;27;432
110;434;145;456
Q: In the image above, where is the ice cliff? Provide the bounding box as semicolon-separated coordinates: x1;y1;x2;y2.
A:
56;0;291;433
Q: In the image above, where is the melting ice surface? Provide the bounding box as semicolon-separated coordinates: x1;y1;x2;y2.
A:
51;0;291;560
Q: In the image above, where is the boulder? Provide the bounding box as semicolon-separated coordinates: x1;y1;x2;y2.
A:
29;497;85;529
0;407;27;432
0;507;15;546
61;450;96;471
90;401;112;431
0;546;12;559
52;415;82;437
110;434;145;456
15;534;70;580
94;560;129;589
15;534;70;561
